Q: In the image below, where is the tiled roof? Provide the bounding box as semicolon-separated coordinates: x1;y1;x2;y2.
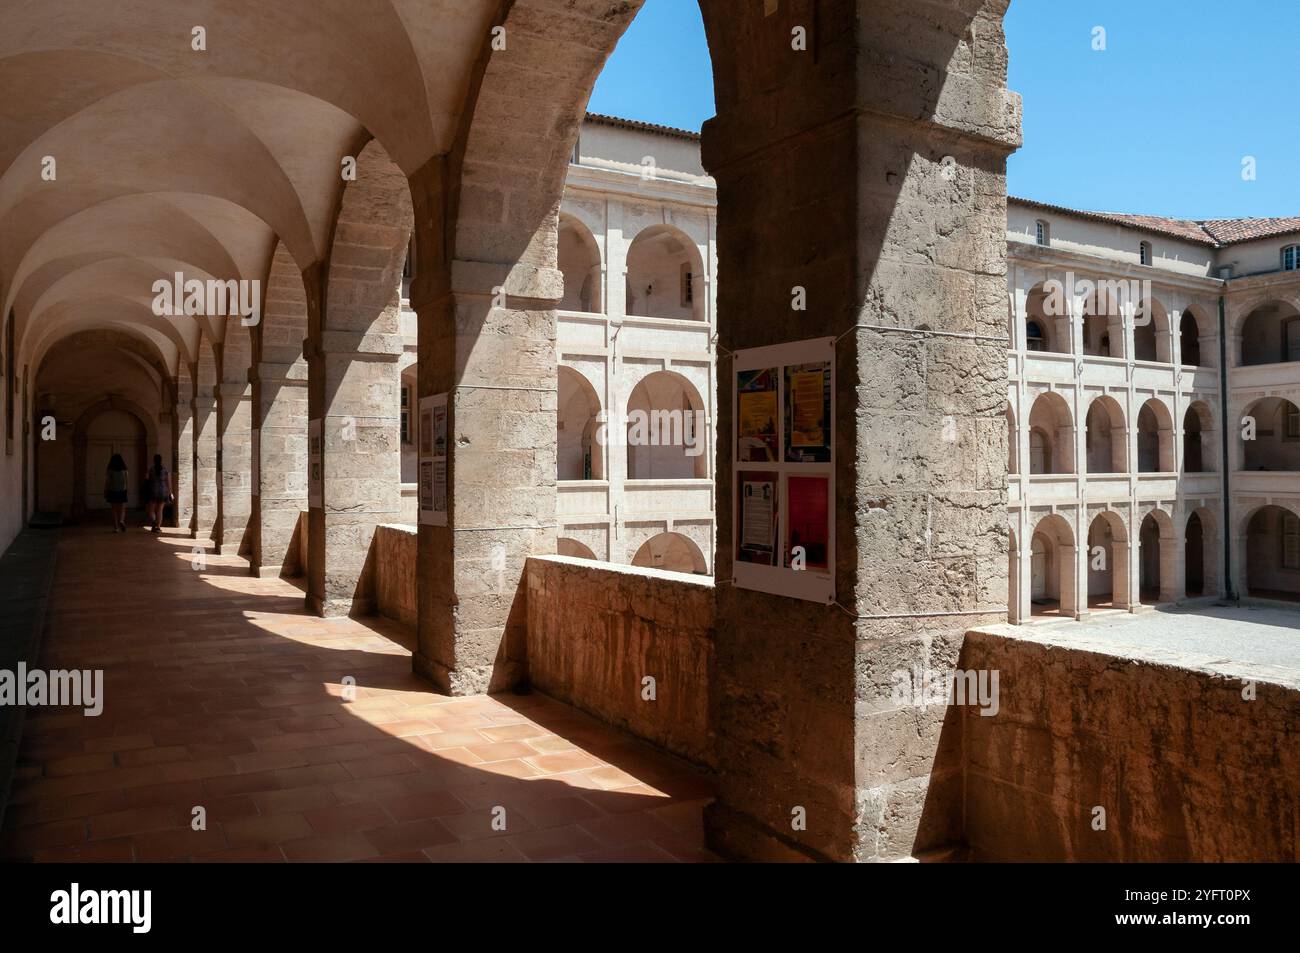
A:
1011;196;1300;248
584;112;701;142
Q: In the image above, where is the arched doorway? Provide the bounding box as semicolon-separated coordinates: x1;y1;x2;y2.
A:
1027;392;1074;474
1086;512;1129;610
558;367;604;481
1185;512;1205;597
558;215;603;314
625;225;705;322
1138;510;1175;604
1244;505;1300;601
625;371;707;479
1029;514;1076;617
84;410;147;512
1084;396;1126;473
1136;398;1174;473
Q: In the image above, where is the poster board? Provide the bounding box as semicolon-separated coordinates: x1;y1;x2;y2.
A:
733;337;834;603
308;419;322;507
419;393;448;526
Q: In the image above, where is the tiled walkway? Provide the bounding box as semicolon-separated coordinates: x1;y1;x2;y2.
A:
1;521;714;862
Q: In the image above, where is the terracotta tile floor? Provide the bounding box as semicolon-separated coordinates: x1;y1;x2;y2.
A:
1;521;716;863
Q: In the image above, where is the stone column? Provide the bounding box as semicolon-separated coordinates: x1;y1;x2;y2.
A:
699;0;1020;862
1112;540;1132;609
250;360;309;577
174;378;194;530
410;248;559;694
1161;532;1182;603
1060;544;1080;618
192;393;218;540
216;379;253;556
306;330;403;617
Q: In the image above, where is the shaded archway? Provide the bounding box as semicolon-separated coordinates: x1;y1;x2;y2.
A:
1086;511;1130;610
1138;509;1176;604
558;366;604;481
631;531;707;575
1180;311;1203;366
1084;395;1126;473
1136;398;1174;473
1027;391;1074;474
1239;299;1300;366
1241;397;1300;470
625;371;707;480
557;537;598;560
625;225;705;322
1183;401;1214;473
1185;511;1205;596
1029;513;1076;618
1133;298;1171;363
558;215;603;314
1024;282;1065;354
1243;504;1300;601
70;397;158;520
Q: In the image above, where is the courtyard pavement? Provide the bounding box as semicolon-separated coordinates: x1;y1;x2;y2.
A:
1012;601;1300;685
0;522;715;863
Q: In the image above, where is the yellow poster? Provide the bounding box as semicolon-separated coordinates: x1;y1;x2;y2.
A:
790;370;825;447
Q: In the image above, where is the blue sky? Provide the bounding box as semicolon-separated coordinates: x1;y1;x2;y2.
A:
589;0;1299;219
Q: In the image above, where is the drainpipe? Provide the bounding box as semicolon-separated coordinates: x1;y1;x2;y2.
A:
1218;293;1236;601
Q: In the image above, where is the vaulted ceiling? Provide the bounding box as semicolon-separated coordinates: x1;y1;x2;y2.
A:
1;0;501;373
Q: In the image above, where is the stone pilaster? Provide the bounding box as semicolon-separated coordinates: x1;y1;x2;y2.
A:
174;381;194;531
192;394;218;540
216;380;253;556
250;360;309;577
409;254;559;695
306;330;403;617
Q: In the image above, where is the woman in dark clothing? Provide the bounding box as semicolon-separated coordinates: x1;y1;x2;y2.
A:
104;453;129;533
145;453;172;533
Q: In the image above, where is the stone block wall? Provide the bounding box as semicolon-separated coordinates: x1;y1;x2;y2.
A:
374;524;418;630
957;627;1300;861
524;555;715;767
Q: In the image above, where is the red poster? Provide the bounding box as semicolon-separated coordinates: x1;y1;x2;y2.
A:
786;475;829;570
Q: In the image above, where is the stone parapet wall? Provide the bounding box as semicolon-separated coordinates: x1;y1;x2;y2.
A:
373;524;419;629
524;555;715;767
957;626;1299;861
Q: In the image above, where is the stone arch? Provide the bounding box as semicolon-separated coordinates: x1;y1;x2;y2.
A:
1086;510;1130;610
1137;507;1176;604
557;537;597;560
1026;391;1074;474
1136;397;1175;473
1133;296;1172;363
558;365;604;481
625;224;706;321
1242;503;1300;601
1080;284;1125;359
1084;394;1126;473
1182;400;1215;473
1184;506;1219;598
70;396;158;519
1180;307;1209;367
631;531;708;575
1238;297;1300;367
1240;396;1300;471
1024;281;1066;354
1029;513;1076;618
625;370;708;480
558;214;603;314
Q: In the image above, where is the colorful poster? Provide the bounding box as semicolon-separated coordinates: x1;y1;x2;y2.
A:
419;394;449;526
737;471;778;566
737;368;778;462
785;361;831;462
308;419;322;507
786;475;830;571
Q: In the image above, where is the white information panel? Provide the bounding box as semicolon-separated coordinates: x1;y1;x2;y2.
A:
732;336;835;604
418;393;448;526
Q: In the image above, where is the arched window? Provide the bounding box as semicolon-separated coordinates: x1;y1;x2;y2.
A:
1180;312;1201;366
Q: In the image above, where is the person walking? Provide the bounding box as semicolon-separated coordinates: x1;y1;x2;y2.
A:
104;453;129;533
145;453;172;533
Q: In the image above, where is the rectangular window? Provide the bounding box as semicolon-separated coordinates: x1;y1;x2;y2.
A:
1284;514;1300;569
1285;246;1298;272
400;384;412;444
1140;242;1152;266
680;263;694;308
1035;221;1048;246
